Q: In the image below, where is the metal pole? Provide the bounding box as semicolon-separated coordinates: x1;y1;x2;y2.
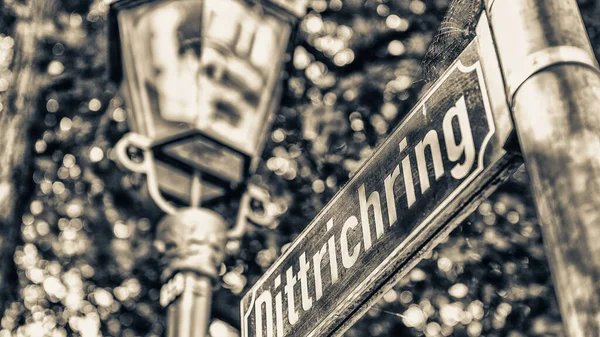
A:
485;0;600;335
165;273;212;337
156;208;228;337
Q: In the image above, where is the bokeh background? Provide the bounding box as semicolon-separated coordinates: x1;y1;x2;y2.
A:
0;0;599;336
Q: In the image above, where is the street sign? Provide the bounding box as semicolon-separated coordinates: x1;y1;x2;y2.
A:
241;14;519;337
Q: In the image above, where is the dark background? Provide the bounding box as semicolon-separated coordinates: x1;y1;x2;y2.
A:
0;0;598;336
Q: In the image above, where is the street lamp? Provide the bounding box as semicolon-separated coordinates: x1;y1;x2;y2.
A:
106;0;307;336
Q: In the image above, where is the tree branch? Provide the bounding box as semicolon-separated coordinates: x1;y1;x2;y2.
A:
0;0;57;313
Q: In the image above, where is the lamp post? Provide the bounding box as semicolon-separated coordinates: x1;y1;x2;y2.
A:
106;0;307;336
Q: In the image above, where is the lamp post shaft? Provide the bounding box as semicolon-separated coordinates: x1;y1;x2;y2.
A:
485;0;600;335
166;273;212;337
156;208;228;337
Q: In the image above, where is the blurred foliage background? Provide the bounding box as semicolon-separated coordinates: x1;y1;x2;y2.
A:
0;0;599;336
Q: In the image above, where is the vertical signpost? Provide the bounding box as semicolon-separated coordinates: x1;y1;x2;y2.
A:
485;0;600;336
241;0;600;336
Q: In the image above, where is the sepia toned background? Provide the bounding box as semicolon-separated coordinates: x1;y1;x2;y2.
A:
0;0;599;336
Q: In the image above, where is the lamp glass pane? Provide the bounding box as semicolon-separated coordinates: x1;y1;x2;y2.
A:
118;0;202;141
198;0;291;154
156;161;225;203
162;136;246;184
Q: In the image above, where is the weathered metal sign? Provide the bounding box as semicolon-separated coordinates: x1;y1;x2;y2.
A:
241;15;518;337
